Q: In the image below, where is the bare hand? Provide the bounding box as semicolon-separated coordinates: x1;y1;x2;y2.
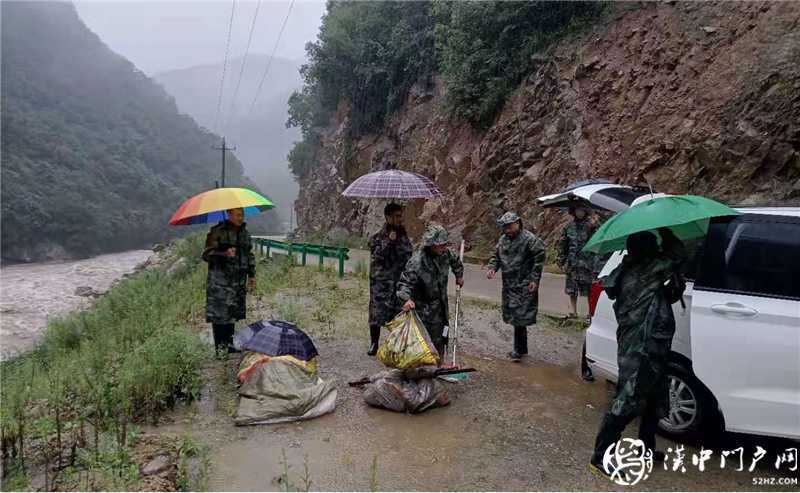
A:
528;282;538;293
388;230;397;241
226;247;237;258
486;269;496;280
456;277;465;288
402;299;416;312
248;277;256;292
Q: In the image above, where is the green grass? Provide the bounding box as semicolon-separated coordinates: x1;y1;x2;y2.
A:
0;235;210;490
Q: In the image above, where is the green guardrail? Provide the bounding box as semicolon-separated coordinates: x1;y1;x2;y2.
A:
253;238;350;278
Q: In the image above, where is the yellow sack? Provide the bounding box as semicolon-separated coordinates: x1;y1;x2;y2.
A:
238;352;318;383
377;310;439;369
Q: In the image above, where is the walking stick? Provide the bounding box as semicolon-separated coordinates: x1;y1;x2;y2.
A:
452;240;465;367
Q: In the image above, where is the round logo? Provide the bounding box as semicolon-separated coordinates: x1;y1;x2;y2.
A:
602;438;654;486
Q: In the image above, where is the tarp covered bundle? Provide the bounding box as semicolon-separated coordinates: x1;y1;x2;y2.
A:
233;320;336;426
235;352;337;426
363;367;450;413
377;311;439;369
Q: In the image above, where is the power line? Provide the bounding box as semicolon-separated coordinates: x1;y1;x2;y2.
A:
213;0;237;135
223;0;262;135
246;0;295;118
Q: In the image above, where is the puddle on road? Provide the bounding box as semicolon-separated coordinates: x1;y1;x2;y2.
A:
200;353;612;492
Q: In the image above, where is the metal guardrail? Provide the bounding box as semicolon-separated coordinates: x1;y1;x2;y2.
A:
253;238;350;278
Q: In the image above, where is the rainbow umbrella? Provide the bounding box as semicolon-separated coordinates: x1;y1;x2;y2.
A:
169;187;274;225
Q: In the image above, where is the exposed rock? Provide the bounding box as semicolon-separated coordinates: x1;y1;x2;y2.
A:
295;2;800;256
166;257;188;277
701;26;718;35
74;286;102;298
141;454;172;476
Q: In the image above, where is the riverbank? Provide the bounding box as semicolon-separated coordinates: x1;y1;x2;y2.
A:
0;249;154;360
0;237;210;491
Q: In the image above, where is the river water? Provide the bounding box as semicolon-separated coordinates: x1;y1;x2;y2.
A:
0;250;153;360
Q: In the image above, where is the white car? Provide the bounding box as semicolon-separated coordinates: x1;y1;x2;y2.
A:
585;202;800;440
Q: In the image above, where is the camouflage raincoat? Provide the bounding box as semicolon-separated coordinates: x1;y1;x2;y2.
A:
557;218;598;296
601;229;686;421
487;229;546;326
202;221;255;324
368;224;413;327
396;226;464;351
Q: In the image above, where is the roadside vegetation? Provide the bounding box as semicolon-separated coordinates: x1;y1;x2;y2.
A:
0;236;209;491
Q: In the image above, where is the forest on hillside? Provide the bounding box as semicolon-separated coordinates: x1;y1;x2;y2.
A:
286;1;605;177
1;1;279;262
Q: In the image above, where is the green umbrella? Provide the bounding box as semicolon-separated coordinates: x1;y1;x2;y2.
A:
582;195;740;255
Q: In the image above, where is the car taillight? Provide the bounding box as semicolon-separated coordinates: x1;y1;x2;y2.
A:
588;281;603;318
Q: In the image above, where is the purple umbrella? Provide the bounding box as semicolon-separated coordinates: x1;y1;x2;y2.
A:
342;170;443;199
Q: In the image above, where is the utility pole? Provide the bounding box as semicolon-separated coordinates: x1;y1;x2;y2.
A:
212;137;236;188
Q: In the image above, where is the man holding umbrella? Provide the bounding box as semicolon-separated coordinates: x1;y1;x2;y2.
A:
366;203;413;355
202;207;256;354
486;212;547;362
579;194;739;479
397;224;464;359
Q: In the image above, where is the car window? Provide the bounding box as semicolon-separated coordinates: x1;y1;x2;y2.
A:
695;215;800;300
680;237;705;281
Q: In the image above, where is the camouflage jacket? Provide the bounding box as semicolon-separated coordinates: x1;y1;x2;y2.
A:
557;219;598;282
601;230;686;418
396;248;464;345
368;225;413;326
487;229;546;326
202;221;255;324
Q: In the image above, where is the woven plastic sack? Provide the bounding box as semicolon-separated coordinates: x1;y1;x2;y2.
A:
237;352;318;383
377;310;439;369
363;368;450;413
235;358;336;426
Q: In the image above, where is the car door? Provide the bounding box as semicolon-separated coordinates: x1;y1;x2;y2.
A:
691;214;800;439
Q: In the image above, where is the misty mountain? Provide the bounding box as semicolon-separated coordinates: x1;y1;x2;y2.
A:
1;1;281;262
155;56;303;227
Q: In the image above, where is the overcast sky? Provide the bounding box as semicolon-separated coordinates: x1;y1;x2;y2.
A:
74;0;327;75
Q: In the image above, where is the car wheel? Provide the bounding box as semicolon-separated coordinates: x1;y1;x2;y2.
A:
658;361;720;441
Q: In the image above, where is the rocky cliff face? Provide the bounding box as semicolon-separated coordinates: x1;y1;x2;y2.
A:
296;2;800;255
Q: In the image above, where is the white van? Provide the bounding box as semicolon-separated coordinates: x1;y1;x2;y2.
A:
585;204;800;440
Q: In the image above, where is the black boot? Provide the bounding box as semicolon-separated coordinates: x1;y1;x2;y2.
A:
581;340;595;382
212;323;235;355
367;325;380;356
514;326;528;355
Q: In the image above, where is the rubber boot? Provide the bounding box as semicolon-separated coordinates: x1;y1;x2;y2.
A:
367;325;380;356
514;326;528;355
212;323;235;355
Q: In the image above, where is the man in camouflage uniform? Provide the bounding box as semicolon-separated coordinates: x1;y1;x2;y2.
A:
397;224;464;359
202;208;256;354
367;203;414;355
590;228;686;478
486;212;546;362
558;206;598;316
557;205;599;380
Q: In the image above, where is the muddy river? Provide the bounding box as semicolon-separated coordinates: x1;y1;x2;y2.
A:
0;250;152;359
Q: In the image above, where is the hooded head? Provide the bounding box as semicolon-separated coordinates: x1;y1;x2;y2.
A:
626;231;659;260
422;224;449;255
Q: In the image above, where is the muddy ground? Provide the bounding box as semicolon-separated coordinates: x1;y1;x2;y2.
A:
144;266;795;492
